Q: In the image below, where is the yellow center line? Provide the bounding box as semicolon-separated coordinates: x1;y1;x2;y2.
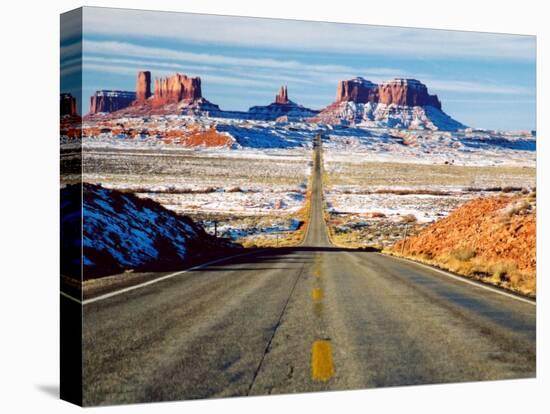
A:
313;302;323;318
311;340;334;381
311;288;323;300
310;259;333;382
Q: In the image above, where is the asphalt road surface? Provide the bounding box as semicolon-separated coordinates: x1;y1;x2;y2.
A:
82;137;536;406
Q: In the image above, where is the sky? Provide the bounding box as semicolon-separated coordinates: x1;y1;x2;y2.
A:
61;7;536;131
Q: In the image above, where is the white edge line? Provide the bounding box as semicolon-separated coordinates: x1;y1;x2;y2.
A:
382;253;536;306
60;290;82;304
68;250;266;306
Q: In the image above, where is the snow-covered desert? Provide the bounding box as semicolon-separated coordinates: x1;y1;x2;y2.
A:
61;72;536;288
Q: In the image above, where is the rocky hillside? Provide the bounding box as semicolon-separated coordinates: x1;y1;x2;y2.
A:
62;183;238;279
312;77;465;131
391;194;536;296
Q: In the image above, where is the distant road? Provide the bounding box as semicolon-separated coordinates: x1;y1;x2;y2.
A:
82;136;535;405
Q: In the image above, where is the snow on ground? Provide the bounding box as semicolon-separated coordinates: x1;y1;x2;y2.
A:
79;114;535;167
136;190;305;216
202;218;302;240
76;113;536;245
324;158;535;222
82;144;311;243
62;183;232;278
323;127;535;167
326;192;474;223
318;101;465;131
83;148;310;218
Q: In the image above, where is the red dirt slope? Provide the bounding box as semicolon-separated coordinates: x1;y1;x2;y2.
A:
391;194;536;296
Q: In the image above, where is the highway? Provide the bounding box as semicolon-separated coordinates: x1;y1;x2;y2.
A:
82;137;536;405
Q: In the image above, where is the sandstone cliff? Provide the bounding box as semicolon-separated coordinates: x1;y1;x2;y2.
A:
60;93;78;116
135;71;151;103
312;77;462;130
336;77;378;103
377;79;441;109
152;73;202;106
89;90;136;114
335;77;441;109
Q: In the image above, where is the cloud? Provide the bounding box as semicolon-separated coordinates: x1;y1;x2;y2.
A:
82;62;276;88
83;40;358;73
81;40;408;89
60;42;82;62
425;79;532;95
82;40;415;87
445;98;535;104
82;6;536;61
82;56;316;85
60;9;82;43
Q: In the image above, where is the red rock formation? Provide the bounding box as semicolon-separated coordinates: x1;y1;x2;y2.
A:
247;85;318;120
336;77;378;103
275;85;289;104
135;71;151;103
60;93;78;116
334;77;441;109
89;90;136;114
152;73;202;106
378;79;441;109
311;77;462;129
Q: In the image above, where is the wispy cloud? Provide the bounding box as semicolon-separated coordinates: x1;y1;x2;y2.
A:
445;98;536;104
426;79;532;95
84;40;359;73
83;7;536;61
81;40;407;91
83;63;276;89
82;56;316;85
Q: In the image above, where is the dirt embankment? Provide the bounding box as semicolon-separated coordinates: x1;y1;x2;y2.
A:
390;193;536;297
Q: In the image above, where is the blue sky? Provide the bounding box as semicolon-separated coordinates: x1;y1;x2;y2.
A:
61;7;536;131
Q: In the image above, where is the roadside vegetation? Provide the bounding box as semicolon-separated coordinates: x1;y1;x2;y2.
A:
387;193;536;297
237;161;313;248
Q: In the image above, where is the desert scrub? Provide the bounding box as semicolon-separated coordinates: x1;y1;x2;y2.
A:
400;214;418;223
451;248;477;261
387;194;536;297
489;261;519;283
324;161;535;189
387;249;535;297
238;229;304;248
236;153;315;249
500;199;532;218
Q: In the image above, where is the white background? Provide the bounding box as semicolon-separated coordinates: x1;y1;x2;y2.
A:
0;0;547;412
